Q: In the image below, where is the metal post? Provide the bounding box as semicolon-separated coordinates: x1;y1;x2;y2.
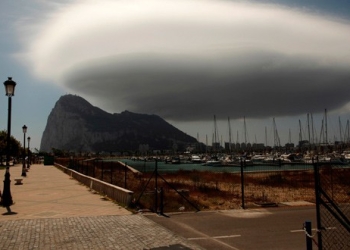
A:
101;161;104;180
313;157;323;249
159;187;164;215
240;157;245;209
124;162;127;189
305;221;313;250
155;159;158;213
93;160;95;178
110;161;113;184
21;126;27;177
2;93;13;212
86;161;89;176
27;137;31;169
6;96;12;167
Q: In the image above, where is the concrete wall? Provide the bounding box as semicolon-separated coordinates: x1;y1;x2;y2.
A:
54;163;134;207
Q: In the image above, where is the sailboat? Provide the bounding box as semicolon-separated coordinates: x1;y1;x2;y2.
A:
203;115;222;166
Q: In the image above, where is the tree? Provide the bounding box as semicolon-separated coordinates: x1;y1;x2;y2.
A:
0;130;22;164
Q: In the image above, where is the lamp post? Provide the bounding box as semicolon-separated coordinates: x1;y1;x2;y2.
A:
2;77;16;212
21;125;27;177
27;137;31;169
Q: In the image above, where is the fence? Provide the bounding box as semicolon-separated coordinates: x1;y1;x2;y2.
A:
314;163;350;250
55;158;349;215
54;161;134;207
55;156;350;248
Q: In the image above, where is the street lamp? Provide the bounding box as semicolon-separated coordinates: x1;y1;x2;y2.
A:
21;125;27;177
27;137;31;169
2;77;16;212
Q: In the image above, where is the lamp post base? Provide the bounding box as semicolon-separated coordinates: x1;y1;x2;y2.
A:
21;170;27;177
5;206;12;213
2;168;13;208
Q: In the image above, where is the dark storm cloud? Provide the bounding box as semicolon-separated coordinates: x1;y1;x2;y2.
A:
64;50;350;121
18;0;350;122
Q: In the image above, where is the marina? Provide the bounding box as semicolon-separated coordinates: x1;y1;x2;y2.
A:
117;156;349;174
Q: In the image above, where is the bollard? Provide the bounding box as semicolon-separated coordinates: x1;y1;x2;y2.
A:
305;221;312;250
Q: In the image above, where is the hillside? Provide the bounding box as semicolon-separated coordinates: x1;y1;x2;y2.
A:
40;95;197;152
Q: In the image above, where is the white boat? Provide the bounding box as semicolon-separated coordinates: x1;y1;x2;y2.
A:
263;156;276;163
278;154;292;163
250;154;266;162
203;160;221;166
191;155;202;163
342;151;350;160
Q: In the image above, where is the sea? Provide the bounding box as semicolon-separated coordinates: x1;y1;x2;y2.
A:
115;159;315;173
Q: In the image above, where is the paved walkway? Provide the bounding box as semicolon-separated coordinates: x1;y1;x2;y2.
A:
0;164;203;249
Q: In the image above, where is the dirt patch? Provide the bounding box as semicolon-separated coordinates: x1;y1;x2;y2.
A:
56;158;348;213
130;170;316;212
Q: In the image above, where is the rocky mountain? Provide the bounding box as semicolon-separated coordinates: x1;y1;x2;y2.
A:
40;95;197;153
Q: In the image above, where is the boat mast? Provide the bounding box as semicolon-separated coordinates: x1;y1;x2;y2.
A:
273;118;280;149
228;117;232;153
243;116;246;145
206;134;208;154
339;116;342;143
320;119;324;144
213;115;219;152
325;109;328;144
307;113;311;144
289;128;291;144
307;113;311;151
344;120;349;146
287;128;292;152
221;135;223;150
197;132;200;152
244;116;247;145
212;133;214;151
273;118;276;148
299;119;302;143
311;113;315;145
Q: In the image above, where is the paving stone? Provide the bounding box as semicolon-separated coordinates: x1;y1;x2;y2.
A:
0;164;203;250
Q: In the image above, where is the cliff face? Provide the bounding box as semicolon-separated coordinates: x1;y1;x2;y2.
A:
40;95;197;152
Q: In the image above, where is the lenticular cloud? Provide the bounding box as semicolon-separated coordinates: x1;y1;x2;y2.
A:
19;0;350;120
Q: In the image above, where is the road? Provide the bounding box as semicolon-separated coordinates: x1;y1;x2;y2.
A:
145;206;317;250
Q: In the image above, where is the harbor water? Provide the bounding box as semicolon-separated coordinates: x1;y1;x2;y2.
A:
117;159;316;173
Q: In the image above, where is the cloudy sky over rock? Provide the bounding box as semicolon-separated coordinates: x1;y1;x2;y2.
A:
1;0;350;148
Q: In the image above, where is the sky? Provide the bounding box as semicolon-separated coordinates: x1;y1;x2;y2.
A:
1;0;350;151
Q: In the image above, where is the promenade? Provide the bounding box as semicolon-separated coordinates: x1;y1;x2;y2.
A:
0;164;203;249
